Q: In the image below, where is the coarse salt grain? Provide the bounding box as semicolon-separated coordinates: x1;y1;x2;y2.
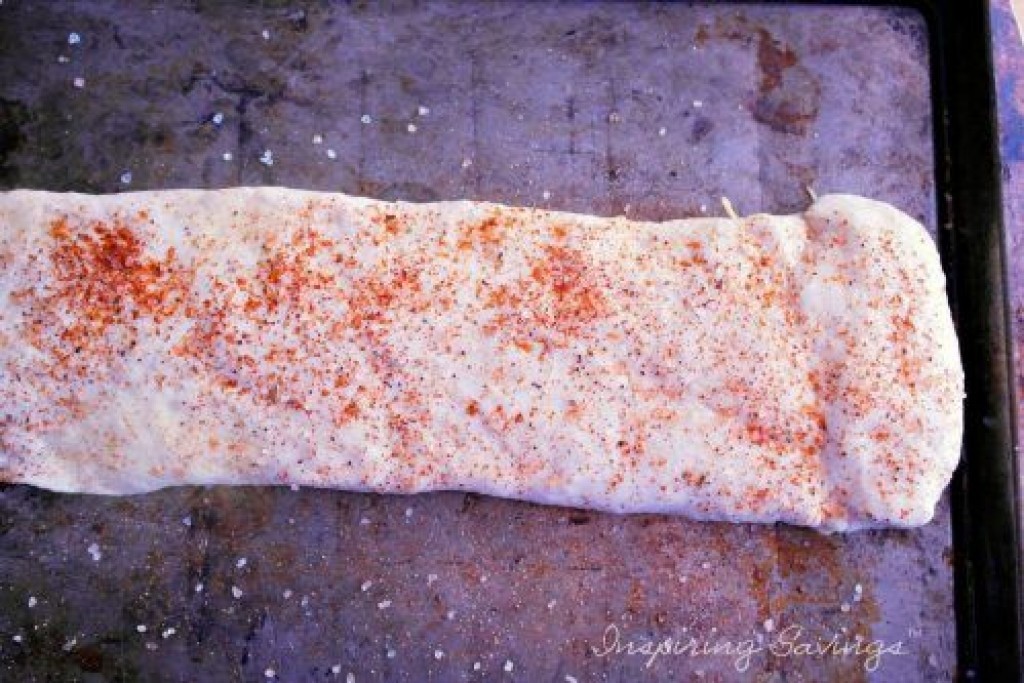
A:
259;150;274;166
504;660;514;672
28;596;37;608
377;600;391;610
659;127;667;136
361;580;373;592
231;586;243;599
236;557;247;568
386;648;397;659
195;583;204;593
58;55;70;64
427;574;438;585
542;190;551;200
407;123;417;133
261;29;270;40
162;628;176;638
312;134;323;145
360;114;372;124
693;99;703;108
840;602;851;613
87;542;102;561
763;618;775;632
119;171;132;186
330;664;342;675
222;152;233;162
405;507;413;518
417;105;430;117
68;32;81;45
212;112;224;125
136;624;147;633
446;610;455;620
565;677;578;683
72;77;85;88
283;589;293;599
264;668;275;678
326;149;337;160
13;635;22;643
434;649;444;660
346;674;355;683
461;158;473;169
473;662;481;671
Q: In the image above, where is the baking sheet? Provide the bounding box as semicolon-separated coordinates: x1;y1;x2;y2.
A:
0;2;953;681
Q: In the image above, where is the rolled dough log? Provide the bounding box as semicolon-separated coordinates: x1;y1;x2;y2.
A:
0;189;962;531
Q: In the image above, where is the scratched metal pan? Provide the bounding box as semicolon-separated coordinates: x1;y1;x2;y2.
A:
0;1;1017;681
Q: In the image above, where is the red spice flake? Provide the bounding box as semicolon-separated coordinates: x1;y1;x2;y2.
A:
457;215;504;251
39;216;192;368
348;264;424;329
465;400;480;416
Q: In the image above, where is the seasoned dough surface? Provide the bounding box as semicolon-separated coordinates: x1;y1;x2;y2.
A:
0;189;963;531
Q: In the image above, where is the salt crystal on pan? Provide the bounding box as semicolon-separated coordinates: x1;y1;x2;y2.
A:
57;55;70;64
361;580;373;592
417;105;430;117
346;674;355;683
446;610;455;620
222;152;233;162
693;99;704;108
377;600;392;610
136;624;147;633
290;484;300;491
659;127;667;136
405;507;414;518
195;582;204;593
261;29;270;40
259;149;274;166
461;158;473;169
840;602;851;613
28;596;37;608
12;635;22;643
236;557;247;569
326;149;337;160
565;677;579;683
312;134;323;145
212;112;224;125
162;627;176;638
360;114;372;124
542;190;551;200
68;32;81;45
434;649;444;660
119;171;132;186
231;586;243;599
426;574;438;586
72;77;85;89
330;664;342;675
386;647;397;659
473;662;481;671
182;516;192;527
763;618;775;632
504;660;514;672
407;123;417;133
264;668;275;678
283;589;293;599
87;542;102;562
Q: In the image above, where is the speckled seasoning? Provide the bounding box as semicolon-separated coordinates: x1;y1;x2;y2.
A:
0;188;962;531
